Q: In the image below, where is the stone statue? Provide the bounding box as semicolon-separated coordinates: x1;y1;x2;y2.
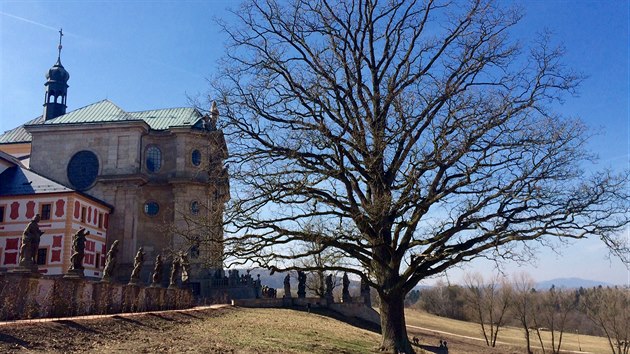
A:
255;274;262;298
180;252;190;285
361;276;371;307
342;272;351;302
101;240;119;281
68;228;88;271
129;247;145;284
19;214;44;269
151;254;163;286
325;273;334;301
283;273;292;298
297;270;307;298
169;255;181;288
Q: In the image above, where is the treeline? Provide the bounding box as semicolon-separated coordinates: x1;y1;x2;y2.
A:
406;273;629;354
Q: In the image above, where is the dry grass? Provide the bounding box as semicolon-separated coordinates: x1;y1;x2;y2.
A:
405;308;612;354
0;306;384;354
192;307;382;353
0;305;616;354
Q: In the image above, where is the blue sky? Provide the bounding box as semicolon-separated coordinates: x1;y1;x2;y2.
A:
0;0;628;285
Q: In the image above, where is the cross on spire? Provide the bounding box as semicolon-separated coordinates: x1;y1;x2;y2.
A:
57;28;63;60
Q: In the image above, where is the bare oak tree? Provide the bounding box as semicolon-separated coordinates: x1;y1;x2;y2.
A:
213;0;629;351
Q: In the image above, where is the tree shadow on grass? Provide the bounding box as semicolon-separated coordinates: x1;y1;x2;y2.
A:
291;306;382;334
176;311;201;319
147;313;176;322
0;332;31;349
418;344;448;354
54;320;100;334
111;315;157;329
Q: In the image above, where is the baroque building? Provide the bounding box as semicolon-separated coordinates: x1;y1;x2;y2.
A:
0;150;112;277
0;36;229;295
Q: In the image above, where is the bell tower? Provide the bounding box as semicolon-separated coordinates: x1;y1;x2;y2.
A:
43;28;70;121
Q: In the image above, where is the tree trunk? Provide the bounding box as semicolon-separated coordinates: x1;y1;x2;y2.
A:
524;326;532;354
379;293;414;354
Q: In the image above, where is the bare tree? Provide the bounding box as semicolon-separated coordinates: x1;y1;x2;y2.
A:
511;272;537;354
160;199;227;276
580;286;630;354
417;280;467;320
213;0;630;351
298;240;343;297
531;286;577;354
464;273;511;347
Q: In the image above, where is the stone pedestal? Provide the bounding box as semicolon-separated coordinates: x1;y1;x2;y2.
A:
123;284;141;312
64;268;85;279
128;278;141;286
9;264;40;276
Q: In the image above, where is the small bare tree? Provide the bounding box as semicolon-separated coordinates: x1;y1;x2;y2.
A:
298;240;344;297
579;286;630;354
531;285;577;354
464;273;511;347
511;272;537;354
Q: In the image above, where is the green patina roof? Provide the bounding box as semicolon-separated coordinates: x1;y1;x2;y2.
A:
0;116;44;144
42;99;135;124
128;107;202;130
0;100;204;144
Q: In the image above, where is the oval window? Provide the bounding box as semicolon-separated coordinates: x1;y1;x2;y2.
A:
191;149;202;166
146;146;162;172
144;201;159;216
190;201;200;214
67;150;99;190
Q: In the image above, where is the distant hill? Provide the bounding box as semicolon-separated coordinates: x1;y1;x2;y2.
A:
535;277;613;290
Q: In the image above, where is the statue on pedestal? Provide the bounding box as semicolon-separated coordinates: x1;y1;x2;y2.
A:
325;274;334;301
283;273;292;298
297;271;307;298
180;252;190;286
129;247;145;284
101;240;119;282
169;255;181;288
151;254;163;286
361;276;371;307
19;214;44;270
255;274;262;298
342;272;351;302
68;228;88;275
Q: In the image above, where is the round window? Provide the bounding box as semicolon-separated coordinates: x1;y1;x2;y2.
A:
190;201;200;214
67;150;99;190
146;146;162;172
191;149;202;166
144;202;159;216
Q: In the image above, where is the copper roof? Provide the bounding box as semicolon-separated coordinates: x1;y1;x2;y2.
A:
0;100;204;144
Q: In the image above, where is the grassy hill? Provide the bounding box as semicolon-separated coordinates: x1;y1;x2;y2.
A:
0;306;614;353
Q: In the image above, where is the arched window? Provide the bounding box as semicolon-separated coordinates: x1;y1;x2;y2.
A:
144;201;159;216
146;145;162;172
191;149;202;166
67;150;99;190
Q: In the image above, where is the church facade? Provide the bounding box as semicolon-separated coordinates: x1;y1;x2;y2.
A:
0;39;228;294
